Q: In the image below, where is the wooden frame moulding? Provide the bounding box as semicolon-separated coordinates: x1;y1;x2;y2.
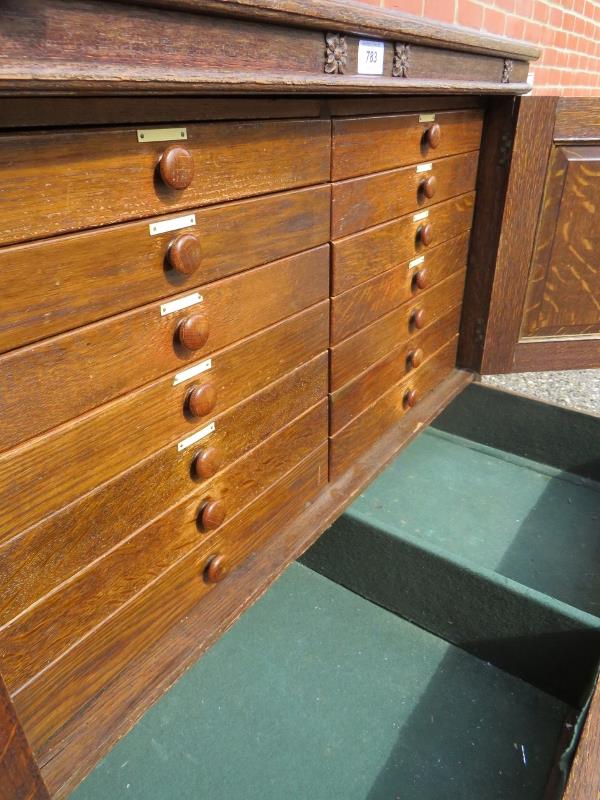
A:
0;0;539;96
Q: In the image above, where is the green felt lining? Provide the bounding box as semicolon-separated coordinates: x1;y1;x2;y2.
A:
301;427;600;706
73;563;570;800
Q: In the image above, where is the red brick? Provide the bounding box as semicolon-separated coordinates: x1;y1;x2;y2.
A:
423;0;454;23
524;20;543;41
384;0;424;13
555;30;567;49
456;0;484;29
494;0;514;12
548;7;563;28
505;14;525;38
533;1;549;23
563;13;576;31
483;6;505;33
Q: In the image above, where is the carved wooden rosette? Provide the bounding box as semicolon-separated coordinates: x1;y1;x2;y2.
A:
325;32;348;74
392;43;410;78
502;58;514;83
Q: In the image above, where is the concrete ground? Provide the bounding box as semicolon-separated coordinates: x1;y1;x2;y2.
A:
482;370;600;416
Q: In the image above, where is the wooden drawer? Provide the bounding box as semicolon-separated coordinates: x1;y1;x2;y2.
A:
330;272;466;390
330;338;459;479
330;315;460;433
0;357;328;627
332;109;483;181
332;193;474;295
332;151;478;238
331;232;469;344
13;443;329;761
0;119;331;246
0;310;328;545
0;185;330;354
0;245;329;453
0;400;328;693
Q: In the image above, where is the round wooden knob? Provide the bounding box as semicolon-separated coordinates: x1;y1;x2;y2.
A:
408;348;424;369
413;268;429;290
404;388;418;408
199;500;226;532
192;447;222;480
425;123;441;149
418;223;433;247
411;308;426;330
204;554;227;584
187;383;217;417
420;175;437;199
159;145;194;190
168;233;201;275
177;314;209;351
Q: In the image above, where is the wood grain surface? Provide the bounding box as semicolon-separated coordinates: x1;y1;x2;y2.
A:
332;150;478;238
0;400;327;693
479;96;557;374
330;315;460;432
523;146;600;336
0;246;328;453
0;357;327;629
563;676;600;800
0;301;327;543
0;117;330;246
332;193;474;294
331;232;468;343
332;110;483;181
0;673;49;800
331;273;464;388
0;184;330;353
13;443;329;767
555;98;600;142
330;337;458;478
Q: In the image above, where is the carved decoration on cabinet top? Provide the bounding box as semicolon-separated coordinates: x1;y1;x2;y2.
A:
502;58;514;83
325;32;348;74
392;43;410;78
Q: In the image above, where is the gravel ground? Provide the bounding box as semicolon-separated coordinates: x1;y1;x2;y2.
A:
482;370;600;415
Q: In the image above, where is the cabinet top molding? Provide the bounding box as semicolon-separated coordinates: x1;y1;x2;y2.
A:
129;0;541;60
0;0;540;96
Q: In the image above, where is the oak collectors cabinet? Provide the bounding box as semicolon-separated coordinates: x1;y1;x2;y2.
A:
0;3;598;799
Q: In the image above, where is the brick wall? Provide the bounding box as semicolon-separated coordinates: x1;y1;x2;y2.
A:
362;0;600;94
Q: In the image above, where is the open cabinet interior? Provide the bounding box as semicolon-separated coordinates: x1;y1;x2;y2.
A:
0;3;598;799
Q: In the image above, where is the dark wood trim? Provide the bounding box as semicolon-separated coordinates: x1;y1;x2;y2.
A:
0;673;50;800
478;96;558;374
512;338;600;373
36;369;472;798
0;0;536;97
564;676;600;800
124;0;541;59
457;95;516;371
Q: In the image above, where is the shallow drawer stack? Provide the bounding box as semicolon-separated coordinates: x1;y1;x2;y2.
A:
329;109;483;478
0;119;330;762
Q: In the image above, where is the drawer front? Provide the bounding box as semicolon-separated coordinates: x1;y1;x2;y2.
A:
0;401;328;693
0;359;328;626
332;151;478;238
332;109;483;181
0;311;328;544
332;193;474;294
0;119;331;246
331;271;465;390
14;443;329;759
330;338;459;479
330;313;460;432
331;233;469;344
0;185;331;354
0;246;329;452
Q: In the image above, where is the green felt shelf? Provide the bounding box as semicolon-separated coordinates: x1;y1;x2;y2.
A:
73;563;569;800
302;428;600;706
